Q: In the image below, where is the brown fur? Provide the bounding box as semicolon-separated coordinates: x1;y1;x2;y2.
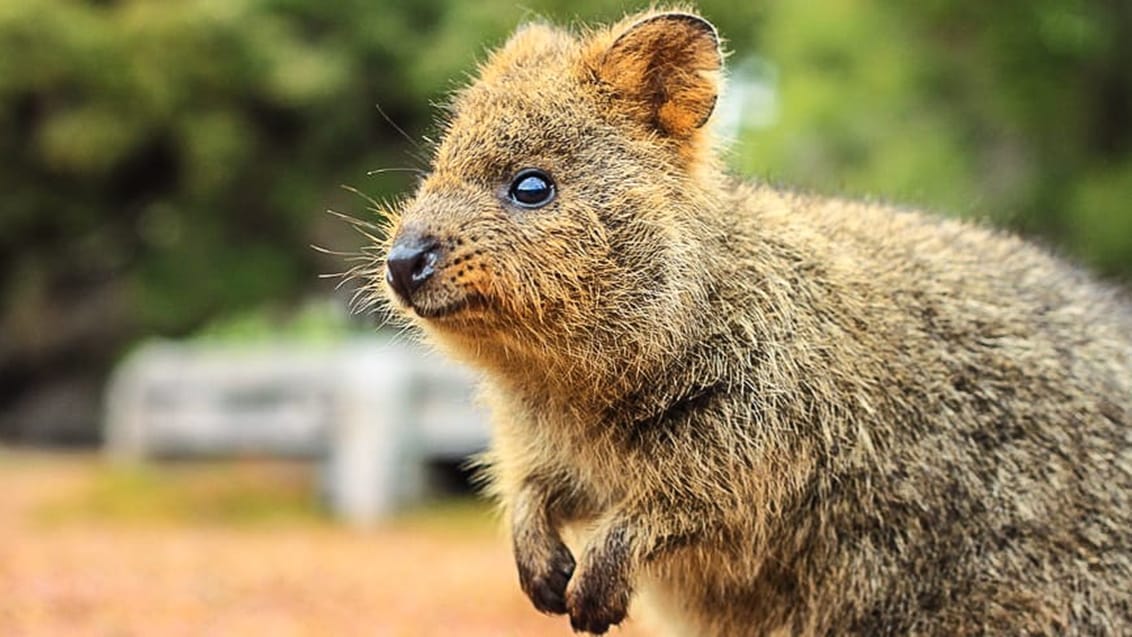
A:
372;9;1132;636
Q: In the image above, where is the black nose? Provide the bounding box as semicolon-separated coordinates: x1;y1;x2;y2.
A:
385;234;441;302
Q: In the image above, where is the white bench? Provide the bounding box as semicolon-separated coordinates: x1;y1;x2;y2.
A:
103;338;489;526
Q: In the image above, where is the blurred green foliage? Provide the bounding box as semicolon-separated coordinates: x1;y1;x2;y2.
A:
738;0;1132;276
1;0;1129;441
190;298;358;346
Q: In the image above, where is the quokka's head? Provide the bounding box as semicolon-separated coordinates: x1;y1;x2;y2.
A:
379;10;725;369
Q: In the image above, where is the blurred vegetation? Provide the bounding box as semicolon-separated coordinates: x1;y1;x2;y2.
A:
1;0;1129;442
737;0;1132;274
190;298;359;346
36;459;325;526
29;453;494;532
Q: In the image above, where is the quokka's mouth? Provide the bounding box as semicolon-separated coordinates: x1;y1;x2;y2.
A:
411;294;488;320
413;300;467;319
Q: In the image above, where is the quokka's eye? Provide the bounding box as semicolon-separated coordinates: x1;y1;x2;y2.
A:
508;169;555;208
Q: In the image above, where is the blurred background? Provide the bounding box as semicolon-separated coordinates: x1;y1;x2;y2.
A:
1;0;1129;634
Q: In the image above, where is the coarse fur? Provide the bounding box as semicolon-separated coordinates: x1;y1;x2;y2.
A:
372;8;1132;636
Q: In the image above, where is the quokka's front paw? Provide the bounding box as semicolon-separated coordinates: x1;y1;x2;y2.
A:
515;536;576;615
565;563;630;634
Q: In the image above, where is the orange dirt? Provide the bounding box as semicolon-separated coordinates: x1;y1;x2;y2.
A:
0;452;646;637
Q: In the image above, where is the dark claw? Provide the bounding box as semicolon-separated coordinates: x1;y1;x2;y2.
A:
519;542;575;615
567;581;628;635
568;599;626;635
570;613;611;635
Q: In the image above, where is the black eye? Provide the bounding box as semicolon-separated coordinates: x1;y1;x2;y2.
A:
508;169;555;208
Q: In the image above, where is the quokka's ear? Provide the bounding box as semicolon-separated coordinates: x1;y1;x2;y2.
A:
596;12;722;139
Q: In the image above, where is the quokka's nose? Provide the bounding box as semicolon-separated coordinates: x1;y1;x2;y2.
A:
385;234;441;302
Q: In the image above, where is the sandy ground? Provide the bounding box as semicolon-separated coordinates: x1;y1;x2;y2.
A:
0;451;646;637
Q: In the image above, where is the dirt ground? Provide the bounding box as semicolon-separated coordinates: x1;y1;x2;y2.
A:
0;451;646;637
